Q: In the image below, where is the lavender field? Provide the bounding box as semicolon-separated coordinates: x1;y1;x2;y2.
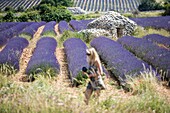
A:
0;15;170;112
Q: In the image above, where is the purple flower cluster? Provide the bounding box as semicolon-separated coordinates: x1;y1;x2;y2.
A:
58;20;73;34
63;38;89;79
19;22;46;39
0;22;33;47
79;19;94;27
91;36;150;83
41;21;57;37
26;37;60;75
69;20;87;31
0;37;29;70
0;22;19;32
143;34;170;48
130;16;170;30
118;36;170;78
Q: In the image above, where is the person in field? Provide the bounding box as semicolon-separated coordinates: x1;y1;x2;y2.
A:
82;47;106;105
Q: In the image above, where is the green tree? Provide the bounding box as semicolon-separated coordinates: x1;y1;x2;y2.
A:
163;4;170;15
138;0;163;11
40;6;73;22
39;0;73;7
4;6;15;12
3;11;15;22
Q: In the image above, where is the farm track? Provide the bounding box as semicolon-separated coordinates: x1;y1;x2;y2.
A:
56;48;72;85
16;25;45;81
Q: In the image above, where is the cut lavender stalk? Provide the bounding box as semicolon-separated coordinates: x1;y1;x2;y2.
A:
143;34;170;48
63;38;89;84
58;20;73;34
91;36;150;85
19;22;46;40
26;37;60;76
0;22;33;47
0;37;29;73
40;21;57;37
118;36;170;79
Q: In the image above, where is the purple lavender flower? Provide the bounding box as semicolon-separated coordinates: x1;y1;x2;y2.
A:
19;22;46;39
143;34;170;48
91;36;150;84
0;22;33;47
41;21;57;37
0;22;19;32
63;38;89;81
118;36;170;78
0;37;29;70
26;37;60;76
130;16;170;30
69;20;87;31
58;20;74;34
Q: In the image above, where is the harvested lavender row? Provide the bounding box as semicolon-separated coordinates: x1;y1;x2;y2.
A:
91;36;150;83
0;22;33;47
19;21;46;40
26;37;60;76
69;20;87;31
130;16;170;30
58;20;73;34
143;34;170;48
118;36;170;78
63;38;89;80
0;37;29;70
0;22;19;32
41;21;57;37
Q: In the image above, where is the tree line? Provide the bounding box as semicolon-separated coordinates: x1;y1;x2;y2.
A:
0;0;74;22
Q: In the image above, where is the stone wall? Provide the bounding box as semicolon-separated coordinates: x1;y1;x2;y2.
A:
87;11;137;38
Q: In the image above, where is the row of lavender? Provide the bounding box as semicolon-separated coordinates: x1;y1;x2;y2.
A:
118;36;170;79
0;21;60;47
0;21;60;76
63;38;89;84
0;22;33;47
130;16;170;31
0;36;60;76
91;37;151;85
26;37;60;76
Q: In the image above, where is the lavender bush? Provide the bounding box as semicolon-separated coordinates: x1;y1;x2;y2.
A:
91;36;150;85
0;37;29;72
0;22;19;32
63;38;89;84
118;36;170;79
143;34;170;48
58;20;73;34
19;22;46;40
79;19;94;27
69;20;87;31
0;22;33;47
41;21;57;37
130;16;170;30
26;37;60;76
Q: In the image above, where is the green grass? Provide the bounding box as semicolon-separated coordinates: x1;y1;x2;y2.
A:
41;31;57;38
0;64;17;75
19;33;32;40
58;30;93;47
133;26;170;38
0;67;170;113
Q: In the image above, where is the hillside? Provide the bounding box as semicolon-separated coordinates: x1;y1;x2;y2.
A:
73;0;141;12
0;0;41;11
